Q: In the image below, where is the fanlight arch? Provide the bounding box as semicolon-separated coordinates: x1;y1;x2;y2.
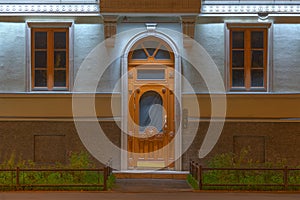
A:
128;36;174;65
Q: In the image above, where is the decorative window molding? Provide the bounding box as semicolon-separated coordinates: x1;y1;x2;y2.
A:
26;21;74;92
225;22;273;92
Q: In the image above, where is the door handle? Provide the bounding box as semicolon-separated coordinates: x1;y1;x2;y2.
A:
164;115;167;128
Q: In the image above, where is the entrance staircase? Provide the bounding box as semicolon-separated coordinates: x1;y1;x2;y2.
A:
112;171;192;192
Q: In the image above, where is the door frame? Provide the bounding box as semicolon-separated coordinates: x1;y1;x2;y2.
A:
121;31;182;171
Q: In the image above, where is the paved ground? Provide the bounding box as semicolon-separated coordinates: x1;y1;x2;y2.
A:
113;178;192;192
0;192;300;200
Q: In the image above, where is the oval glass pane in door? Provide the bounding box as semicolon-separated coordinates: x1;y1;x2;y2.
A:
139;91;163;132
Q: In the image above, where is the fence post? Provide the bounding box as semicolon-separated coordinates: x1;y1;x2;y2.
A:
103;166;108;191
198;165;203;190
190;161;192;178
16;167;20;190
283;166;288;190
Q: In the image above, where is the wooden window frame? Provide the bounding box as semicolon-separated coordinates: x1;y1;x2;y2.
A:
28;22;73;92
31;28;69;91
227;23;271;92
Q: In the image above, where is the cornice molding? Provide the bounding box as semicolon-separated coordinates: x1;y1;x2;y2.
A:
202;4;300;14
0;3;99;16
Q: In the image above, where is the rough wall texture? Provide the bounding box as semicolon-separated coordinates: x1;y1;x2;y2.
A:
273;24;300;92
0;121;299;170
182;121;300;170
0;121;121;166
0;23;26;92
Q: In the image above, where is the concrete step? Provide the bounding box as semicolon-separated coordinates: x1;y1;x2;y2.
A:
113;170;189;180
113;178;192;192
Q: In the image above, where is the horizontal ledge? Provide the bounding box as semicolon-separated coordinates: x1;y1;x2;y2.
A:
0;117;121;122
0;117;299;123
188;117;300;123
202;4;300;14
0;3;100;14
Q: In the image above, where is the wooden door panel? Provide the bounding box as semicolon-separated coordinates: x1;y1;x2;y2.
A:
128;84;174;169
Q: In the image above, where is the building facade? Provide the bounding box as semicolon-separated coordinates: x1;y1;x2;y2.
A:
0;0;299;170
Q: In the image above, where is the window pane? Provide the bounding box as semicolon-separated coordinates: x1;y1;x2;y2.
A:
146;48;156;56
232;31;244;49
252;51;264;68
35;32;47;49
132;49;148;59
251;70;264;87
54;51;66;68
251;31;264;49
54;32;66;49
35;70;47;87
155;49;171;60
35;51;47;68
54;70;66;87
232;50;244;68
232;70;244;87
137;69;165;80
139;91;163;132
143;40;159;49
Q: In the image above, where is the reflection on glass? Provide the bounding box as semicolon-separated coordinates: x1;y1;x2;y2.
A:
232;51;244;67
251;31;264;49
35;70;47;87
54;51;66;68
146;48;156;56
54;71;66;87
232;31;244;49
137;69;165;80
143;40;159;50
54;32;66;49
232;70;244;87
132;49;147;59
139;91;163;132
251;70;264;87
252;51;264;68
35;51;47;68
155;49;170;60
35;32;47;49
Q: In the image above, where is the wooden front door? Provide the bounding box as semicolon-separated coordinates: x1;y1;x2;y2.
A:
128;82;175;169
127;37;175;170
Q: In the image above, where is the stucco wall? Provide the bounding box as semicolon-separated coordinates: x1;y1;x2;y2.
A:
1;20;300;94
273;24;300;93
0;23;26;92
194;23;225;77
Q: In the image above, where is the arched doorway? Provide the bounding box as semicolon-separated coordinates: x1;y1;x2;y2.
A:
127;37;175;170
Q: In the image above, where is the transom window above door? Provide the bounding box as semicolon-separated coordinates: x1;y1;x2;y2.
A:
128;37;175;83
129;38;174;65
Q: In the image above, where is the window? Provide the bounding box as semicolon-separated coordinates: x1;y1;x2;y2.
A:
228;24;270;91
139;91;163;132
31;28;69;90
137;69;165;80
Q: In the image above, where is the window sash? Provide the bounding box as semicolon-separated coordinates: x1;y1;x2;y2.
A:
229;28;268;91
31;28;69;91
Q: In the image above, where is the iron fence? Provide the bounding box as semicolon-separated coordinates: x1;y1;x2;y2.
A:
0;162;113;191
189;160;300;190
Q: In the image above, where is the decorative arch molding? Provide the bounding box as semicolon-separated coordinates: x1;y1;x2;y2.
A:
120;29;182;170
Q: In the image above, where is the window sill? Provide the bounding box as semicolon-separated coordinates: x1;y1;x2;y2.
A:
31;87;69;92
229;87;267;93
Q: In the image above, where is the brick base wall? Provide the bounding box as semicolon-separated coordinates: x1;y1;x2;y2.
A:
0;121;299;170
